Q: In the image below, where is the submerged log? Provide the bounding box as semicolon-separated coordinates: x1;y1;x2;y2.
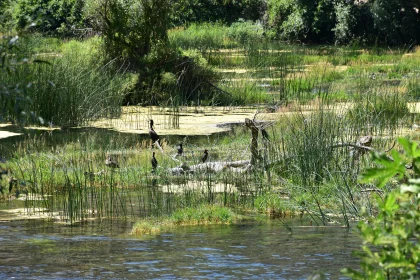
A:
169;160;251;175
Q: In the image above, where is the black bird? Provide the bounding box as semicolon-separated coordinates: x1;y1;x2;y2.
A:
8;177;17;194
149;119;161;148
261;129;270;141
177;143;183;156
105;156;119;168
202;149;209;163
151;152;158;172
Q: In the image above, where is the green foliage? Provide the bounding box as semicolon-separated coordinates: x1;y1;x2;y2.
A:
267;0;306;41
346;89;410;134
343;138;420;279
371;0;419;46
94;0;170;67
13;0;86;36
0;0;15;31
254;192;284;214
0;35;44;125
170;204;236;225
227;20;264;45
170;0;265;26
266;0;420;45
332;2;354;45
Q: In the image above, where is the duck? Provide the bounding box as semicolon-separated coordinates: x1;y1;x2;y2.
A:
105;156;119;168
151;152;158;172
149;119;161;148
202;149;209;163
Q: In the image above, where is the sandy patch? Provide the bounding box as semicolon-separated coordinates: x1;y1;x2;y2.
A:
90;106;276;136
0;131;21;139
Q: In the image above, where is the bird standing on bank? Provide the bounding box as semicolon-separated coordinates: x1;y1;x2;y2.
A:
177;143;183;156
202;149;209;163
151;152;158;173
149;119;161;148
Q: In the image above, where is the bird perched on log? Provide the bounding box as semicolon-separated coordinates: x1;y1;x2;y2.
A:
149;119;161;148
151;152;158;173
177;143;183;156
105;156;119;168
202;149;209;163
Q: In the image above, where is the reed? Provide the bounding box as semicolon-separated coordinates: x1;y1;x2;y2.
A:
0;37;126;127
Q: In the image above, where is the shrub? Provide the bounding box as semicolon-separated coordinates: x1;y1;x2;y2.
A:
342;138;420;279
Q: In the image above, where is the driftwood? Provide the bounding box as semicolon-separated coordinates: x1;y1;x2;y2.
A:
331;138;396;162
168;116;276;175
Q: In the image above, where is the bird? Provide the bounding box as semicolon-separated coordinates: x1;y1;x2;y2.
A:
261;129;270;141
149;119;161;148
177;143;183;156
8;177;17;194
357;135;372;147
202;149;209;163
151;152;158;172
105;156;119;168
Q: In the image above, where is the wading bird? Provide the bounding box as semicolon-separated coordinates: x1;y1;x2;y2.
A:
149;119;161;148
202;149;209;163
105;156;119;168
151;152;158;172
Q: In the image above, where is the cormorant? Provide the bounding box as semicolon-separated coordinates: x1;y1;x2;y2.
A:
149;119;161;148
202;149;209;163
262;129;270;141
8;177;17;193
177;143;183;156
151;152;158;172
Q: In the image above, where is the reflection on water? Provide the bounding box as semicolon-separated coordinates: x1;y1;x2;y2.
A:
0;219;360;279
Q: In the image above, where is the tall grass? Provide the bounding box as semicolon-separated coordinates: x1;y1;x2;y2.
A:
169;21;264;51
0;37;127;127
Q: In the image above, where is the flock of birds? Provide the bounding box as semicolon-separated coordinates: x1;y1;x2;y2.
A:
1;119;211;195
105;119;209;174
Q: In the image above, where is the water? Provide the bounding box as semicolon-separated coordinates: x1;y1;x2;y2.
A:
0;219;361;279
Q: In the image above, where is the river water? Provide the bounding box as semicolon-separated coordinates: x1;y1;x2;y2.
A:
0;218;361;279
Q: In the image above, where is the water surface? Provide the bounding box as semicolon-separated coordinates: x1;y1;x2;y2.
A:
0;219;360;279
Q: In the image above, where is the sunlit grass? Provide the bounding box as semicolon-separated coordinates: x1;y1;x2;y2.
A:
131;204;238;235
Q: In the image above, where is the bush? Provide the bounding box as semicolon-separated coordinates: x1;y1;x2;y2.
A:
13;0;86;36
342;138;420;279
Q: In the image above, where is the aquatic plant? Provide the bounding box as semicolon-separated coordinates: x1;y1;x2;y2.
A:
131;204;238;235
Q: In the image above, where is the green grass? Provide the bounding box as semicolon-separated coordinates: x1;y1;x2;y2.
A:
131;204;238;235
